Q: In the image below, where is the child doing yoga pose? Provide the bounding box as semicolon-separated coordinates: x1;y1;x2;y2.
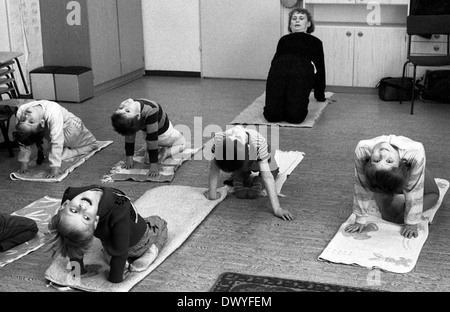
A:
111;98;186;178
205;125;294;221
345;135;439;239
48;185;168;283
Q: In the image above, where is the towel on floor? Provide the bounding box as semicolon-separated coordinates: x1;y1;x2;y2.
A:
224;150;305;197
0;196;60;267
44;185;228;292
318;178;449;274
101;145;203;183
231;92;334;128
10;141;113;182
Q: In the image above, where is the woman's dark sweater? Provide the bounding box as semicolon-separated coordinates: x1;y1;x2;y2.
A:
271;32;326;95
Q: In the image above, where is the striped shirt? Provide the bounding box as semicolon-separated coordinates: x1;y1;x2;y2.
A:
125;99;169;164
353;135;426;225
212;126;276;171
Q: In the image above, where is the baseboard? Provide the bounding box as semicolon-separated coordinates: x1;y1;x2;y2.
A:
145;70;201;78
326;86;378;94
93;68;145;96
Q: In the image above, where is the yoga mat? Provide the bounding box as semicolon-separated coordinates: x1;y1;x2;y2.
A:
231;91;334;128
0;196;60;267
101;145;203;183
318;178;449;274
224;150;305;197
10;141;113;182
44;185;228;292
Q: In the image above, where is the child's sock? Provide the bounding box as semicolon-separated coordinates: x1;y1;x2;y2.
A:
233;182;248;199
247;179;262;199
129;244;159;272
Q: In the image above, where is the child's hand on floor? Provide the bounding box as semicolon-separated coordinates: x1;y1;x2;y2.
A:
18;162;29;174
273;207;294;221
204;190;220;200
124;156;134;169
147;163;160;178
344;222;365;233
46;166;61;178
81;264;102;278
401;224;418;238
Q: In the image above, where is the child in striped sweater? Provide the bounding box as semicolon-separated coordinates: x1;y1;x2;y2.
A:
205;125;294;221
111;98;186;178
345;135;439;239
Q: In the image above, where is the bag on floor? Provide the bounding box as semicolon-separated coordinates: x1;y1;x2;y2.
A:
376;77;413;101
416;70;450;103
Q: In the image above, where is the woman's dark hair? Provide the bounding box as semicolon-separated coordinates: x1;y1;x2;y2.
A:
111;112;141;136
47;211;94;259
363;160;409;194
288;8;315;33
214;139;250;173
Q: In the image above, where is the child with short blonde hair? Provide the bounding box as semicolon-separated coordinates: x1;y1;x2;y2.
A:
48;185;168;283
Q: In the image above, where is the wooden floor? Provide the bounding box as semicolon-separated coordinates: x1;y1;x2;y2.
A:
1;76;450;292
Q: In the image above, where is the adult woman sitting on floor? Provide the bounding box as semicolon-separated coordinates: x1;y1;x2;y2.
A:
263;8;326;124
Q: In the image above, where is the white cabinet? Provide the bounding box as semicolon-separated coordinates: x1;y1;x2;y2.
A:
314;26;407;87
305;0;408;4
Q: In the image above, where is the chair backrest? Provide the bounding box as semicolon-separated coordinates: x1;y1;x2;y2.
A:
407;15;450;35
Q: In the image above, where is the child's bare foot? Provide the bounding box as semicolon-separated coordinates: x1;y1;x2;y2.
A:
129;244;159;272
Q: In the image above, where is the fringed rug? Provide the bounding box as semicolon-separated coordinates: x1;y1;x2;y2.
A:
101;146;203;183
210;272;379;292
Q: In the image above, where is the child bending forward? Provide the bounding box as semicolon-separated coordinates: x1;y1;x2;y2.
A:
345;135;439;239
206;125;294;221
48;186;168;283
15;100;98;178
111;98;186;178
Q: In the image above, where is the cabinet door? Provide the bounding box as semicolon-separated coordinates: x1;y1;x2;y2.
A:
313;26;354;86
353;27;407;87
117;0;145;75
356;0;408;4
306;0;354;3
87;0;121;86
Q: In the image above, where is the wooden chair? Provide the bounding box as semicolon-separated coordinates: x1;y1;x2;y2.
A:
0;60;19;100
400;14;450;114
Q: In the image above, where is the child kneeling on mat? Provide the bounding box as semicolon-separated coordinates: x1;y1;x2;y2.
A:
48;185;168;283
111;98;186;178
14;100;98;178
345;135;439;239
205;125;294;221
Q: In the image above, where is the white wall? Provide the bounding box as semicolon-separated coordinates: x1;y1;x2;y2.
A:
142;0;201;72
0;0;43;93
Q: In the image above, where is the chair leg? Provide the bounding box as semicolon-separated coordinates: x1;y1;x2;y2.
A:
0;120;14;157
400;61;409;105
410;65;416;115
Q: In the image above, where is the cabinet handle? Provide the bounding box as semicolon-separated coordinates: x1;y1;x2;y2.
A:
434;45;440;51
358;32;363;37
346;31;352;37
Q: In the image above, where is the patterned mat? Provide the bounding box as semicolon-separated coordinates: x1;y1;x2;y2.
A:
210;272;379;292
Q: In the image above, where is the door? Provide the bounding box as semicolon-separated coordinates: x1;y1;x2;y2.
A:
353;27;407;87
200;0;281;79
314;26;354;86
117;0;145;75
